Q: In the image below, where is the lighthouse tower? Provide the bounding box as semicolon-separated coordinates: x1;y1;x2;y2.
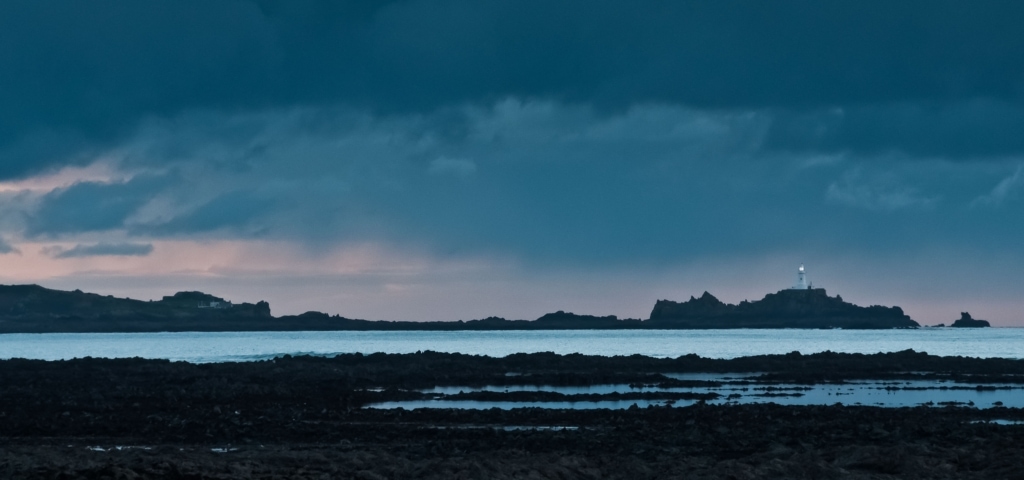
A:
793;264;809;290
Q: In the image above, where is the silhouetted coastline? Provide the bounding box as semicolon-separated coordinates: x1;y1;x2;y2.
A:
0;284;921;333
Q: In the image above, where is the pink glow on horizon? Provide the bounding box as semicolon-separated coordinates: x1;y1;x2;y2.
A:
0;240;486;281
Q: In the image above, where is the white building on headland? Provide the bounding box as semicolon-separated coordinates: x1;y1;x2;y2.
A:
198;300;232;309
792;264;809;290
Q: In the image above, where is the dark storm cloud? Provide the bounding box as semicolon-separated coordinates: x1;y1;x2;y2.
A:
3;0;1024;178
764;101;1024;158
45;242;154;259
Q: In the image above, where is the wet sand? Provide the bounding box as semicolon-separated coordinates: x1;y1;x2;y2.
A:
2;351;1024;479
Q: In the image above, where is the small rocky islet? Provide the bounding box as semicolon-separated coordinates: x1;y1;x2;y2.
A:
951;312;992;328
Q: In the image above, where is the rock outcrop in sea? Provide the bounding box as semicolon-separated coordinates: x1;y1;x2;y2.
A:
950;312;990;328
649;288;919;329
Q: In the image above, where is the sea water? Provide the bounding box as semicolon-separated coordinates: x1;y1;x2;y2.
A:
1;328;1023;363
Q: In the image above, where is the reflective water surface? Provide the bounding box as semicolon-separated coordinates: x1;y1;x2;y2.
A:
3;328;1024;363
374;379;1024;410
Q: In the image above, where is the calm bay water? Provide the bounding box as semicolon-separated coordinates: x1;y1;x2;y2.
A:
1;328;1023;363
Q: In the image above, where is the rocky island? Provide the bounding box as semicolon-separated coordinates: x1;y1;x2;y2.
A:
650;288;920;329
951;312;991;328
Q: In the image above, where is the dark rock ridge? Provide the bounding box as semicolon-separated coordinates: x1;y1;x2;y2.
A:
951;312;991;328
650;288;919;329
247;310;645;331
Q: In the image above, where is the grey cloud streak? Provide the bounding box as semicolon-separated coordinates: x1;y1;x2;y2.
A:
0;238;19;255
45;242;154;259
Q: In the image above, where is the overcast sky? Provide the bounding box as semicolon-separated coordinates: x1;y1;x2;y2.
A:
1;1;1023;325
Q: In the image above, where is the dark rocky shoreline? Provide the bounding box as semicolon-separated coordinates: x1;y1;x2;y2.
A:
3;351;1024;478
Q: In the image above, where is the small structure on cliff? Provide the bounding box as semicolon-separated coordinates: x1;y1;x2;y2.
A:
198;300;232;309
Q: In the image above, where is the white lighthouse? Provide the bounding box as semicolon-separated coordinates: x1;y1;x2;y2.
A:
793;264;809;290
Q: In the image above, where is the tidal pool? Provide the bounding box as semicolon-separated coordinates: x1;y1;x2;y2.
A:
371;379;1024;410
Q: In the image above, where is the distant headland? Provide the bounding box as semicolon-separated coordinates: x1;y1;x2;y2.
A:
0;268;927;333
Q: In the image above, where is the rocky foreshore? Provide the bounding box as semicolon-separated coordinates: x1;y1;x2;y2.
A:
2;351;1024;478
